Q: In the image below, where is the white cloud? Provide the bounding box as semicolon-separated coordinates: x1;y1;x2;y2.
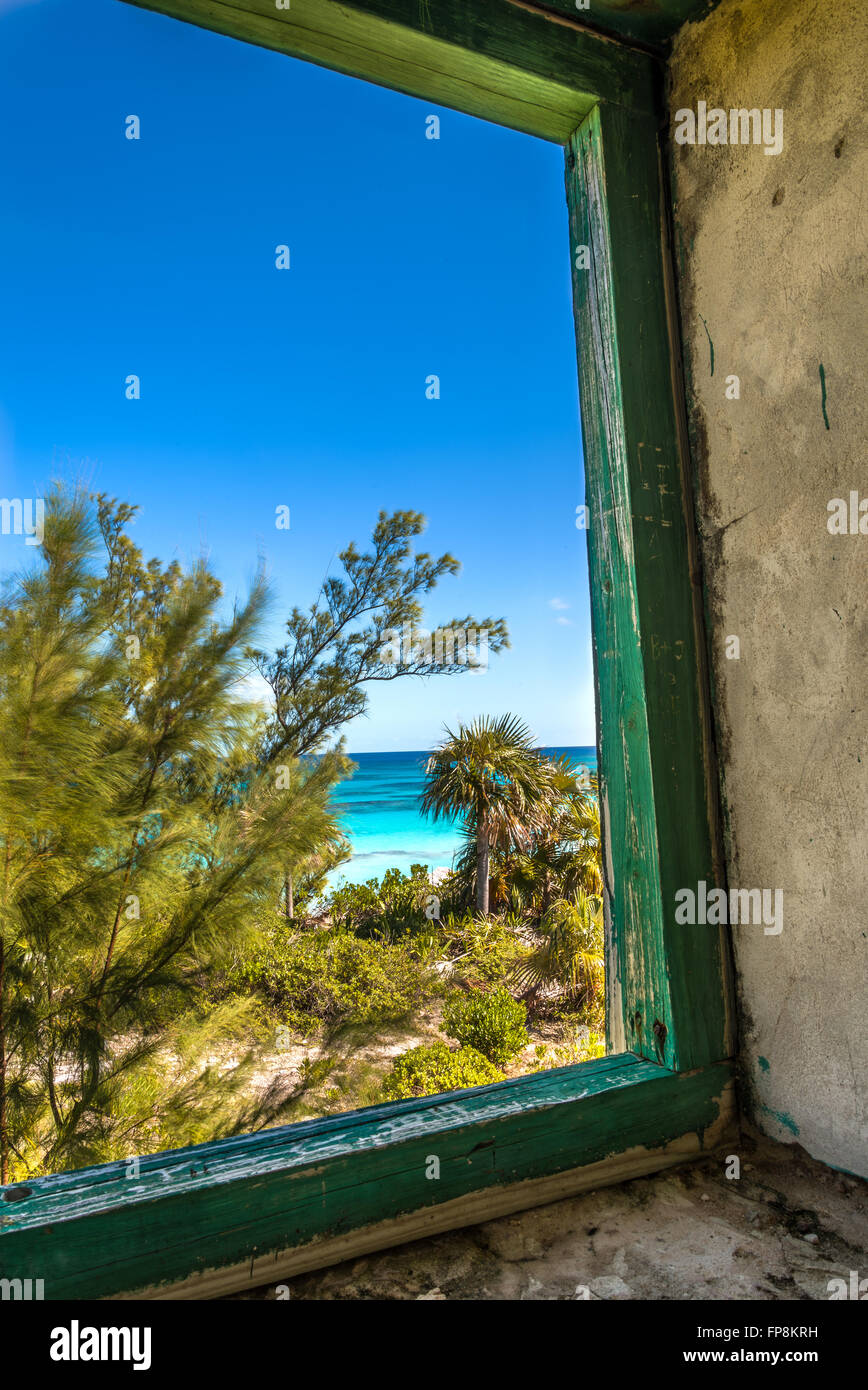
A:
549;597;570;611
556;616;573;627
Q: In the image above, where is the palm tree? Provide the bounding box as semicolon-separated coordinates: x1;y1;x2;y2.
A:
421;715;552;914
511;888;604;1014
472;762;602;918
517;761;603;908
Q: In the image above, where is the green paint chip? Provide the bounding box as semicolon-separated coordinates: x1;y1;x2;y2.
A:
764;1104;799;1136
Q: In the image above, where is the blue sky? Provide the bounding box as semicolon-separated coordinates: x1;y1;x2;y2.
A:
0;0;595;751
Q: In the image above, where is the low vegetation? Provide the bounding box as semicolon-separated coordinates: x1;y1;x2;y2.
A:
0;490;604;1179
218;924;432;1035
443;988;529;1069
382;1042;504;1101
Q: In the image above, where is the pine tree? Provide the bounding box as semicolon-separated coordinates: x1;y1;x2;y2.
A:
253;509;509;758
0;492;508;1177
0;489;343;1177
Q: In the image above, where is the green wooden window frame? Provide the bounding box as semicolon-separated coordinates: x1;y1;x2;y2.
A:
0;0;735;1299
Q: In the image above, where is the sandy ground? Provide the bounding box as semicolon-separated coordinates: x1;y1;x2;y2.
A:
225;1129;868;1301
223;995;597;1119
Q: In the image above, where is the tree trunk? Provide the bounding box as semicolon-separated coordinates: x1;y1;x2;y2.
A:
284;872;294;920
475;822;490;915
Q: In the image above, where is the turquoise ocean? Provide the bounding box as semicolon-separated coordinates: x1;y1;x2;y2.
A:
331;746;598;886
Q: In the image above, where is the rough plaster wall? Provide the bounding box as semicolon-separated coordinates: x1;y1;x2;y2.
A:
668;0;867;1176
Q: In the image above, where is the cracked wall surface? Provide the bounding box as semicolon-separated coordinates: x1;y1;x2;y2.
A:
668;0;867;1175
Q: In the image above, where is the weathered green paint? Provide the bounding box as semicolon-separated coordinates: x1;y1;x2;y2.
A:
0;0;737;1296
762;1105;800;1136
566;104;730;1071
120;0;659;139
534;1;723;54
0;1057;731;1298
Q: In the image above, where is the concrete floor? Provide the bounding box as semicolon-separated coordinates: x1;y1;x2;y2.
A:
230;1128;867;1300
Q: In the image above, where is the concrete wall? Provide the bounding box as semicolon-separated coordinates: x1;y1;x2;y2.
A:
667;0;867;1175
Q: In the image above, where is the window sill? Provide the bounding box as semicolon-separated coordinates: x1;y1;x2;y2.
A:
1;1053;734;1299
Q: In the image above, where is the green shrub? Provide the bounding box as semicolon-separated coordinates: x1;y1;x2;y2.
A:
381;1041;503;1100
438;911;530;984
328;864;434;940
443;987;529;1067
529;1027;605;1072
222;926;432;1034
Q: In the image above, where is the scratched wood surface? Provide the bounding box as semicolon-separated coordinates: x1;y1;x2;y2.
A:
533;0;723;53
0;0;734;1298
121;0;658;139
567;104;730;1071
0;1058;732;1298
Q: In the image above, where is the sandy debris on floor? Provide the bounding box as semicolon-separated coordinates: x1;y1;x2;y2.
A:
226;1129;867;1301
